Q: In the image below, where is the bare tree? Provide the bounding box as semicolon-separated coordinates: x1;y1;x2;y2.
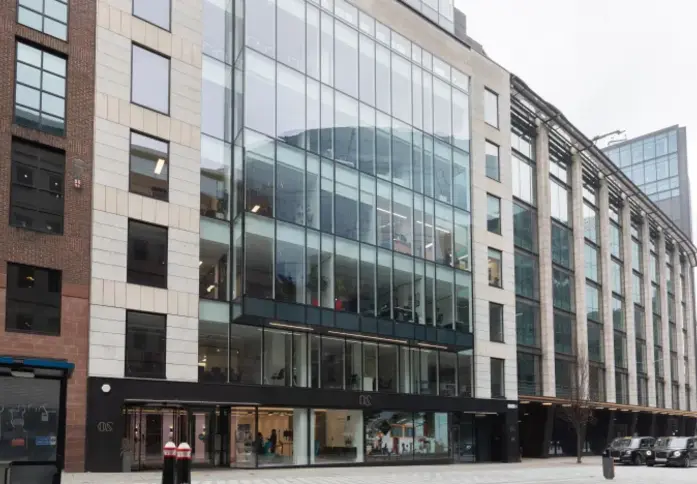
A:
557;353;596;463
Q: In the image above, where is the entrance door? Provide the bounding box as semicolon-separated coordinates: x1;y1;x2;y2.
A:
124;406;189;471
451;414;475;463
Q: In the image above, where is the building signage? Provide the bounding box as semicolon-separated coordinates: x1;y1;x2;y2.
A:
358;394;372;407
97;421;114;432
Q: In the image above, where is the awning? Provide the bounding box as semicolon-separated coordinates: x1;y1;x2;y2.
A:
0;356;74;376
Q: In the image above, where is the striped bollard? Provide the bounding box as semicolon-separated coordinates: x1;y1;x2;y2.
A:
162;441;176;484
175;442;192;484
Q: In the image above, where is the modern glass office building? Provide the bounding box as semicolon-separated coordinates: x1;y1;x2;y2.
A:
84;0;519;472
603;126;692;240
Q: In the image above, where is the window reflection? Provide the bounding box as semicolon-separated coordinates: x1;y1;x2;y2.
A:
200;238;229;301
199;319;229;382
201;135;231;220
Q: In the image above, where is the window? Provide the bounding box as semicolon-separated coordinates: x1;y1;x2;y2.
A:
127;220;168;288
485;140;500;181
129;132;169;201
131;44;170;114
554;312;573;354
487;194;501;234
484;88;498;127
488;248;502;287
490;358;504;397
552;268;573;311
512;154;535;205
515;252;538;300
18;0;68;40
10;139;64;234
513;202;536;252
6;263;61;335
550;180;569;224
133;0;170;30
125;310;166;379
15;42;67;135
489;302;504;342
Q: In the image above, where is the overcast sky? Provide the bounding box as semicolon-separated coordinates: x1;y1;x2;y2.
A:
456;0;697;238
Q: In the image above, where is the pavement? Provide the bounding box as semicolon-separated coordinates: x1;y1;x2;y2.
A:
62;457;697;484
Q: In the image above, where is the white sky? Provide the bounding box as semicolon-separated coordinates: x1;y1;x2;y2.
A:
456;0;697;239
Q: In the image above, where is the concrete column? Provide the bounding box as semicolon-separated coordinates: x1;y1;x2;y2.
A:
640;216;657;407
535;121;556;397
620;200;638;406
657;230;672;409
598;179;616;403
672;249;686;409
293;410;309;465
570;152;588;395
684;267;697;410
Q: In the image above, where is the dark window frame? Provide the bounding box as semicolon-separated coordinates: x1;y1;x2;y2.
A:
17;0;69;41
484;139;500;181
490;357;505;398
127;219;168;289
488;247;503;288
9;138;65;235
14;40;67;136
5;262;62;336
125;309;167;379
489;302;504;342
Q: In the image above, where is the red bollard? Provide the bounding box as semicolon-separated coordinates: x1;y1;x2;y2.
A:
175;442;192;484
162;441;176;484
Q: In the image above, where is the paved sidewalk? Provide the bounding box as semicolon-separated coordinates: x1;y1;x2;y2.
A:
62;457;697;484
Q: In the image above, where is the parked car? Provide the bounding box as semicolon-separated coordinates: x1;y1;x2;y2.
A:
606;436;654;465
645;436;697;467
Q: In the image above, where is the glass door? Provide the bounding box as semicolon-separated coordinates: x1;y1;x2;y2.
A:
123;406;188;471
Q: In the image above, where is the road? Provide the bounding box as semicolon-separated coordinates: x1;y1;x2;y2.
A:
62;457;697;484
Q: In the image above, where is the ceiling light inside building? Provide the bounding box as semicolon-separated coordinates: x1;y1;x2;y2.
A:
154;158;165;175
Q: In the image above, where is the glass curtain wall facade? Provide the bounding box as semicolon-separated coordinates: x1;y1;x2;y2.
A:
604;127;691;239
549;140;575;399
583;186;605;402
511;117;541;396
194;0;479;469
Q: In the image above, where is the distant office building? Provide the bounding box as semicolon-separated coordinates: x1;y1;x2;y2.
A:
603;126;692;240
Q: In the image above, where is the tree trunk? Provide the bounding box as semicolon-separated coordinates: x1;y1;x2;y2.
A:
576;429;582;463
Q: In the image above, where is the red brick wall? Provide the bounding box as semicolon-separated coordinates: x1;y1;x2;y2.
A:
0;0;96;472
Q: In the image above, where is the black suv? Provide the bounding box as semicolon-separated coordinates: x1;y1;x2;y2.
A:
607;436;654;465
646;436;697;467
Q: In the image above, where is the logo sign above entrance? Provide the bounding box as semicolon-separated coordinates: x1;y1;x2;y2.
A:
358;395;372;407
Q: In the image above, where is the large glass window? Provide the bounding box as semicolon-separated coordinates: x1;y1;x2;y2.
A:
229;324;262;384
131;45;170;115
490;358;504;397
15;42;67;135
586;283;601;322
485;141;500;181
515;252;538;300
512;154;535;205
584;244;598;282
489;302;504;342
513;203;536;252
133;0;170;30
587;322;603;363
125;311;166;379
516;299;539;347
10;139;64;234
583;203;597;243
551;223;572;269
612;296;624;330
611;260;623;295
517;353;540;395
487;194;501;234
6;263;61;335
201;135;232;220
488;248;502;288
127;220;168;288
554;312;574;354
18;0;68;40
552;268;573;312
198;320;228;382
313;409;362;464
130;131;169;202
550;180;569;224
484;88;499;128
245;50;276;137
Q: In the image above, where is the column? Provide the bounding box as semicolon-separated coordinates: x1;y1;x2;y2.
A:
598;178;616;403
684;267;697;410
570;151;588;393
640;214;657;407
620;198;638;405
535;121;556;397
295;334;308;387
657;230;672;409
672;249;686;409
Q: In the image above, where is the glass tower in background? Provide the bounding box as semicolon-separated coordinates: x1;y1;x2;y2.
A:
603;126;693;240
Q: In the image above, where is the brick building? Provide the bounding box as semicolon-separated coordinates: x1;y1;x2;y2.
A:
0;0;96;474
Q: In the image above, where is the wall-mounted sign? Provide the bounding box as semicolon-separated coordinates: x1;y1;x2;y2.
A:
358;395;372;407
97;421;113;432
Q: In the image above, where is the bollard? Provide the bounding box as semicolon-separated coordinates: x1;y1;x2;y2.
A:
175;442;192;484
162;441;177;484
602;448;615;480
